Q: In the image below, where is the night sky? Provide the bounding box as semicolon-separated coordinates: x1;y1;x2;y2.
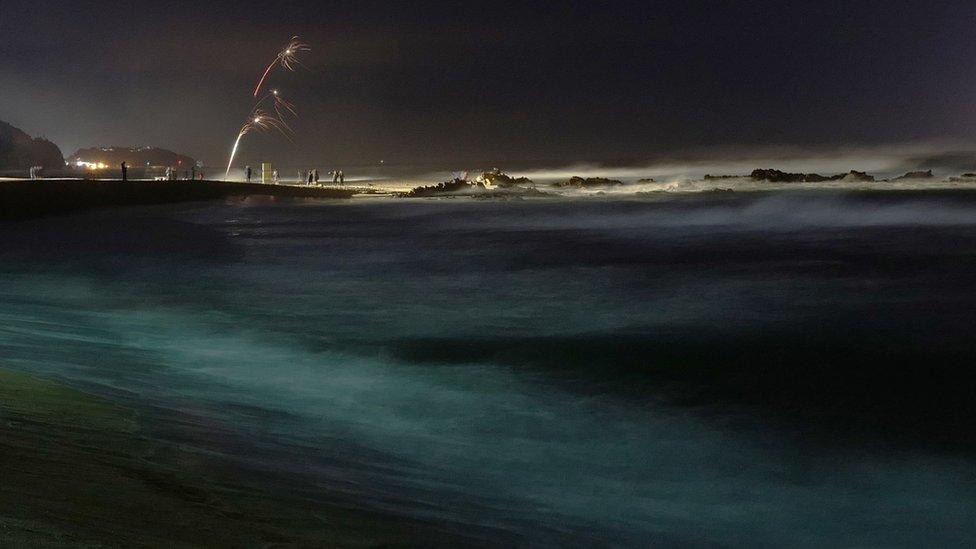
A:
1;1;974;167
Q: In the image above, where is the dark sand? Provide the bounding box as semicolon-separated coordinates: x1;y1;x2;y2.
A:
0;179;356;220
0;370;468;547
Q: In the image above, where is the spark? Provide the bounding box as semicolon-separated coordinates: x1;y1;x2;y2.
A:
252;36;309;98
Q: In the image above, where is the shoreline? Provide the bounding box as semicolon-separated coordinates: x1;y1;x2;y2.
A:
0;179;358;220
10;178;976;222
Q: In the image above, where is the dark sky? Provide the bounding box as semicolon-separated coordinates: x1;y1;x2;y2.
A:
1;1;974;168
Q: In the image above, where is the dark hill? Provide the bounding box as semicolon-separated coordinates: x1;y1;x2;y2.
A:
0;120;64;169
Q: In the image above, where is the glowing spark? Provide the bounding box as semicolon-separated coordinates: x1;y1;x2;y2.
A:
252;36;309;98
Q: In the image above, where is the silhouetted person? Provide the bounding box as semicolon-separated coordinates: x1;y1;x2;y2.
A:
314;169;319;185
332;170;338;185
245;166;252;183
338;170;344;185
121;161;128;181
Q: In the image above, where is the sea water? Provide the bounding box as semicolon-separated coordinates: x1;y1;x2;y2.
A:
1;192;975;546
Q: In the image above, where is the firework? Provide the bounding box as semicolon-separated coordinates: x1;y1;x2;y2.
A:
224;106;293;178
256;89;298;131
225;37;308;180
252;36;309;98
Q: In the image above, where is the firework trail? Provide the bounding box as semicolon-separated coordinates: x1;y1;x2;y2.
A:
256;89;298;131
225;106;293;178
253;36;309;98
225;37;308;180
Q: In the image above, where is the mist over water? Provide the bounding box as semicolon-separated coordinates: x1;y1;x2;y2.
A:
2;192;976;546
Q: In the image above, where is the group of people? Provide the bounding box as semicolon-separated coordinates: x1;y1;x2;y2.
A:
164;166;202;180
242;165;346;186
298;169;344;186
28;165;44;179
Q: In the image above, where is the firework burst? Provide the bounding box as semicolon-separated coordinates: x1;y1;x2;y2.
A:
252;36;309;98
225;106;293;178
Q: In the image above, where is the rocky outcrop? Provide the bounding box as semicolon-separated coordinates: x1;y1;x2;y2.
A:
477;169;533;188
554;176;624;188
703;174;743;180
892;170;934;180
751;168;874;183
840;170;875;182
399;178;485;197
0;120;64;169
399;172;552;198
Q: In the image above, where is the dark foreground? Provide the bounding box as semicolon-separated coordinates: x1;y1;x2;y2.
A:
2;191;976;546
0;371;469;547
0;178;355;220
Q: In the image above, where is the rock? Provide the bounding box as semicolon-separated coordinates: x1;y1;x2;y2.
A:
476;168;533;188
637;177;656;183
554;176;624;188
751;168;874;183
892;170;934;180
0;120;64;169
751;168;825;182
703;174;743;180
948;173;976;182
841;170;875;182
398;178;485;197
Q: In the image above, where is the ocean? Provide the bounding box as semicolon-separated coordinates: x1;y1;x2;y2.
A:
2;191;975;546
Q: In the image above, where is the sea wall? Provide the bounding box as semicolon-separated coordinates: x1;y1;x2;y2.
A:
0;179;355;220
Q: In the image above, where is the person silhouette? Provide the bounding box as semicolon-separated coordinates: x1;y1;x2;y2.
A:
121;161;128;182
245;165;252;183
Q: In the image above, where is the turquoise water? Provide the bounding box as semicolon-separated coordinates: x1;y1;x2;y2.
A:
2;193;976;546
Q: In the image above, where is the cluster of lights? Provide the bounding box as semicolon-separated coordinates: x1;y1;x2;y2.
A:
75;160;108;170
